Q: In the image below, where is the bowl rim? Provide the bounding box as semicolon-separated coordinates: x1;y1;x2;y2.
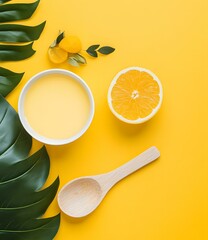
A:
18;68;95;145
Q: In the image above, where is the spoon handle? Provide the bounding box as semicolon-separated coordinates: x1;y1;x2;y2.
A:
102;146;160;189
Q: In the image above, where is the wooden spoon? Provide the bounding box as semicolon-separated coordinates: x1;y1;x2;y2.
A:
58;146;160;218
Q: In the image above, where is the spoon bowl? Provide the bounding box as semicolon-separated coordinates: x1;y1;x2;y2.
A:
58;178;102;218
58;146;160;218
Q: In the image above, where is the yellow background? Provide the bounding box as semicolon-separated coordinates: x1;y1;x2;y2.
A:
3;0;208;239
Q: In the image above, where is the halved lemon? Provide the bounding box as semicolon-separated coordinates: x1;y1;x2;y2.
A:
48;46;68;64
107;67;163;124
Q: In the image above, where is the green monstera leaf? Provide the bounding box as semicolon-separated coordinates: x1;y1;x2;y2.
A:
0;67;24;97
0;42;36;61
0;0;11;4
0;0;45;92
0;22;46;42
0;95;60;239
0;1;60;237
0;0;40;22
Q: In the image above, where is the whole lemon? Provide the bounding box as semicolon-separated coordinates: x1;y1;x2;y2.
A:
59;35;82;53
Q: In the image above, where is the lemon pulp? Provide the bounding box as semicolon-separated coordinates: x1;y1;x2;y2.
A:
24;74;91;139
108;67;163;124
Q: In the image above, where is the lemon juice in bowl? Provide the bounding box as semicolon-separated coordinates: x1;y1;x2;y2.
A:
18;69;94;145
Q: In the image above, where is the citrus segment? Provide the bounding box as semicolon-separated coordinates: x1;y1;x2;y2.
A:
108;67;163;124
59;35;82;53
48;46;68;64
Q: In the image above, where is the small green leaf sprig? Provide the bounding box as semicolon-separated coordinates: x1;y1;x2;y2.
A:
50;31;115;67
86;44;115;58
50;31;64;47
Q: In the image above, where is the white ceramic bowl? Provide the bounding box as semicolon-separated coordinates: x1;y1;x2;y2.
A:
18;69;94;145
